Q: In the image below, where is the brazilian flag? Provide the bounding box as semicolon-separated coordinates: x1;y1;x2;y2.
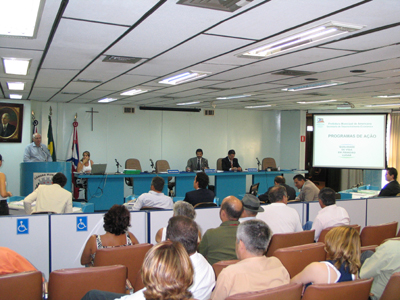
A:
47;115;57;161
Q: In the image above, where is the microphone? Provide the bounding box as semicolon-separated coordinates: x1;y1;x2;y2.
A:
256;157;260;164
115;159;121;167
150;159;154;168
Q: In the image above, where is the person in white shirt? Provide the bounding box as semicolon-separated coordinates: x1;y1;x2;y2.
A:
261;185;303;234
311;187;350;241
238;194;264;222
129;176;173;211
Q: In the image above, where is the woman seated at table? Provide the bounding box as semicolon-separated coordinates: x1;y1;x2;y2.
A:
291;226;360;286
80;205;139;266
77;151;93;173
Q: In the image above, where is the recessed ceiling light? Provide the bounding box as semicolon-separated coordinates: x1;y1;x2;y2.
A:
350;69;366;73
239;21;364;59
374;94;400;98
283;81;346;92
7;82;25;90
120;89;148;96
297;100;337;104
365;103;400;107
98;98;118;103
2;58;31;75
159;71;211;85
245;105;272;108
216;94;252;100
176;101;200;106
9;94;23;99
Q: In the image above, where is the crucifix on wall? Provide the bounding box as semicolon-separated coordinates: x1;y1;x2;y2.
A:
85;107;99;131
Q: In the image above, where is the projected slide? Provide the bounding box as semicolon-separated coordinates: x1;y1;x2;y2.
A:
313;114;386;169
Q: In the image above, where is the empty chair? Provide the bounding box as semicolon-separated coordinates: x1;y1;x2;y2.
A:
212;260;239;279
262;157;276;170
155;160;175;193
93;243;153;287
193;202;217;209
380;272;400;300
48;265;127;300
318;225;361;243
301;278;373;300
360;222;398;246
216;158;224;171
265;230;315;257
273;243;326;278
124;158;142;187
225;282;302;300
0;270;42;300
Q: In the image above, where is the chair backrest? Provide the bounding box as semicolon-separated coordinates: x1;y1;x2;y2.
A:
380;272;400;300
225;282;302;300
0;270;42;300
360;221;398;246
212;260;239;279
125;159;142;186
194;202;217;208
262;157;276;170
93;243;153;285
133;269;145;292
265;230;315;257
216;158;224;171
317;225;361;243
155;160;172;181
273;243;326;278
48;265;127;300
301;278;373;300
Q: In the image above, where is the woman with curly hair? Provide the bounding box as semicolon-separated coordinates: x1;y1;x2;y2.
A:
291;226;361;286
81;204;139;266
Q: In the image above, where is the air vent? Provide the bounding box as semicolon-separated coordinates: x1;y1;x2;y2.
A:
204;109;215;116
303;93;330;96
272;70;317;77
75;79;102;83
177;0;253;12
103;55;142;64
199;86;227;90
124;107;135;114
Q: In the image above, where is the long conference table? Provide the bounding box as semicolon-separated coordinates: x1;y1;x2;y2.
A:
75;170;306;211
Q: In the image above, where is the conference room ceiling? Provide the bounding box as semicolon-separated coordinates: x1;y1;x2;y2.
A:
1;0;400;111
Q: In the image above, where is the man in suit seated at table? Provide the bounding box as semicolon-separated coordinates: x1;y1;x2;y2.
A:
293;174;319;202
129;176;173;211
183;172;215;206
198;196;243;265
1;113;16;138
186;148;209;171
378;167;400;196
210;219;290;300
258;175;296;203
222;149;242;172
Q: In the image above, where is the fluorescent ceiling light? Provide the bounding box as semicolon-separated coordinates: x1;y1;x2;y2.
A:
245;105;271;108
217;94;252;100
240;21;364;59
176;101;200;106
297;100;337;104
365;103;400;107
98;98;118;103
0;0;44;38
7;82;25;90
9;94;23;99
374;94;400;98
2;58;31;75
120;89;148;96
159;71;211;85
282;81;346;92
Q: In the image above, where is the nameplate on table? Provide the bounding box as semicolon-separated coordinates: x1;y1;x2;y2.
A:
205;169;216;173
167;169;180;174
248;168;258;172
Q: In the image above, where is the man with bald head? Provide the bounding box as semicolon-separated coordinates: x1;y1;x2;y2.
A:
23;133;52;162
199;196;243;265
1;113;16;137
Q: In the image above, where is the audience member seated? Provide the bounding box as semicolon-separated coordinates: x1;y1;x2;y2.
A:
221;149;242;172
262;185;302;234
183;172;214;206
23;172;72;214
0;247;38;275
293;174;319;202
82;241;195;300
198;196;243;265
238;194;264;222
378;167;400;196
210;219;290;300
81;205;139;266
259;176;296;203
291;226;360;287
155;201;201;243
77;151;93;173
127;176;173;211
309;187;350;241
360;238;400;300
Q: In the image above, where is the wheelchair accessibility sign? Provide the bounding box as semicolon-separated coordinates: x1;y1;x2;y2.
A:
77;216;87;231
17;219;29;235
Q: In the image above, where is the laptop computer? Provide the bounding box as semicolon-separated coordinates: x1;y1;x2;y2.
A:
90;164;107;175
249;182;260;196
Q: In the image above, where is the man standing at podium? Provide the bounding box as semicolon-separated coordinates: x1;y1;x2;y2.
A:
23;133;52;162
186;149;209;171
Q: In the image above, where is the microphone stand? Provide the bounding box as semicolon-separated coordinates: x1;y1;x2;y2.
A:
256;158;261;171
115;159;122;174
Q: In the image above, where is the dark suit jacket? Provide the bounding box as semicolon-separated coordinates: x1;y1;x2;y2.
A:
0;123;16;137
258;183;296;203
379;180;400;196
222;156;241;171
183;188;215;206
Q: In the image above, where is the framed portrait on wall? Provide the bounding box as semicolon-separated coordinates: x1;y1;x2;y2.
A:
0;103;23;143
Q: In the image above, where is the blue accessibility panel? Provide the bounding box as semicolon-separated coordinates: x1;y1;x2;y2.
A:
76;216;88;232
17;218;29;235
